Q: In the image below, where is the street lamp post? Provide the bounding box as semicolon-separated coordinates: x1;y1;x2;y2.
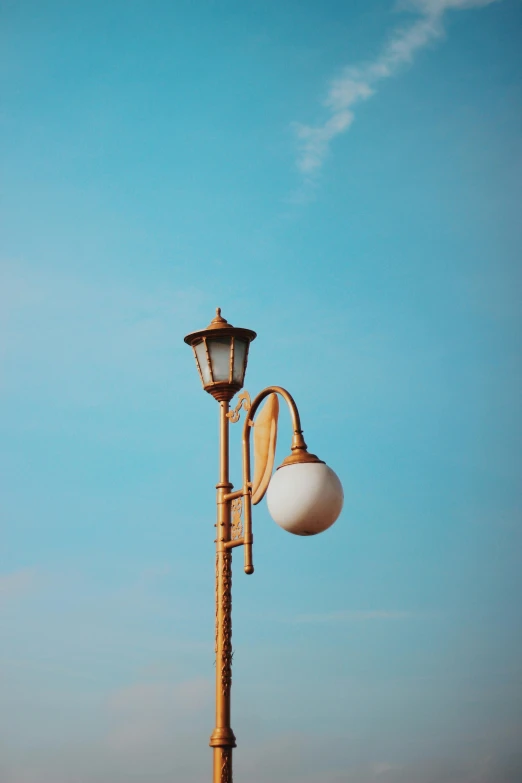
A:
184;309;344;783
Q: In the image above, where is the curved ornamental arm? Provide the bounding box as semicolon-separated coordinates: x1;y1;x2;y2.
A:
224;386;344;575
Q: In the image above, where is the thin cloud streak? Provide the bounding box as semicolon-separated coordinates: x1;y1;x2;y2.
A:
294;610;415;623
294;0;500;177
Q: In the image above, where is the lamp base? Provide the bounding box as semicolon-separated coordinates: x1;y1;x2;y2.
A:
205;382;242;402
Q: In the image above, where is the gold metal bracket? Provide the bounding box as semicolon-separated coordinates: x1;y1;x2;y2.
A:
226;391;251;423
230;497;243;541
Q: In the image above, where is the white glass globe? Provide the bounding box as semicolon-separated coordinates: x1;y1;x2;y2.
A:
266;462;343;536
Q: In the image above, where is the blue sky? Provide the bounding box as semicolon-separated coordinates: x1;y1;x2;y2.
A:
1;0;521;781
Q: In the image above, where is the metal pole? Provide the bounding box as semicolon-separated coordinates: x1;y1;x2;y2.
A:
209;400;236;782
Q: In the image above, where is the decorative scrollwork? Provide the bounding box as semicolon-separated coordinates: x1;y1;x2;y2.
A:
226;391;251;423
231;498;243;541
215;554;219;656
221;747;232;782
221;551;233;696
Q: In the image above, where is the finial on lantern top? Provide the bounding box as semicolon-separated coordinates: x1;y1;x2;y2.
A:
208;307;230;329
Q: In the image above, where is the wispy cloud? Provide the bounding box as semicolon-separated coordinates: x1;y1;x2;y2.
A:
294;0;500;179
294;609;414;623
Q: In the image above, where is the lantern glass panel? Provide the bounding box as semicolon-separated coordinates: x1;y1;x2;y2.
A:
208;337;232;382
194;341;211;384
233;339;248;384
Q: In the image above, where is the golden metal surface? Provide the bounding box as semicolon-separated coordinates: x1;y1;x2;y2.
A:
251;393;279;504
208;307;229;329
220;748;232;783
226;391;251;423
231;498;243;541
278;449;324;467
184;308;257;345
210;399;236;783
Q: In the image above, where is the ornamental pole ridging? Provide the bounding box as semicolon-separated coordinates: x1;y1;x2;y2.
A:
209;400;236;782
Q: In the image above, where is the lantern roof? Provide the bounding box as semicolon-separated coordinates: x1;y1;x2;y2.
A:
184;308;257;346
